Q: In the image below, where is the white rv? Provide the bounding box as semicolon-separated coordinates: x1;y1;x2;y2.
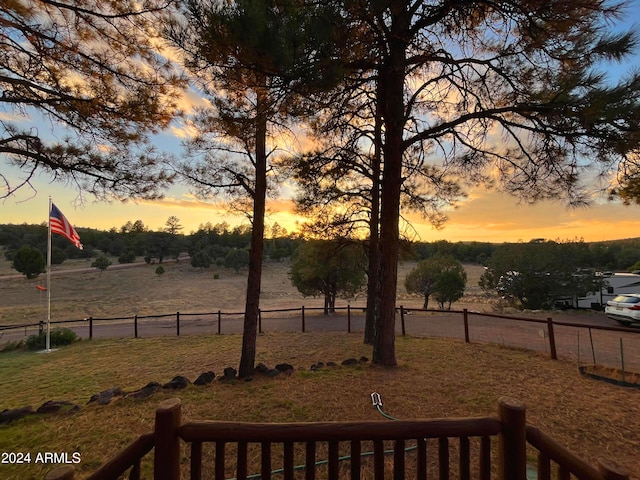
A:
577;272;640;309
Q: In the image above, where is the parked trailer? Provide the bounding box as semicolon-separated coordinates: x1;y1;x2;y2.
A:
577;272;640;309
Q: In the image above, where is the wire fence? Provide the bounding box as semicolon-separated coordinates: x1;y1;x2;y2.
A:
1;304;639;374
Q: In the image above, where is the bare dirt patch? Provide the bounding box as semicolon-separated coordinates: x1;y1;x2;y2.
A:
1;259;492;326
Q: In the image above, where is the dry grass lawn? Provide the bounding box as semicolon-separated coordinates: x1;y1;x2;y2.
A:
0;256;490;326
0;332;638;479
2;255;638;479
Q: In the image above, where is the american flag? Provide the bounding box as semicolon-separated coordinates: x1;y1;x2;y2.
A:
50;203;83;250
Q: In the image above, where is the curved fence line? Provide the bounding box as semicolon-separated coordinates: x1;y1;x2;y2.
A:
2;304;639;373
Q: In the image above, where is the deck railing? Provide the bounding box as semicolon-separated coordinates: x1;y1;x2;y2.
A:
44;397;629;480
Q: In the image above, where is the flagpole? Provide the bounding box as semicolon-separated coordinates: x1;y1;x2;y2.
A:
46;196;52;352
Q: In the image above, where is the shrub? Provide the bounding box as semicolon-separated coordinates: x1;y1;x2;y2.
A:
25;328;80;351
213;273;220;279
1;340;24;353
12;245;46;279
118;250;137;264
155;265;165;276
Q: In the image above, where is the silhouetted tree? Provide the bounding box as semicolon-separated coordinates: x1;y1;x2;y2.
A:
330;0;640;366
1;1;185;199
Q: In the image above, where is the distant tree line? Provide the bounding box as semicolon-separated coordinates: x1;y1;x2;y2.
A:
0;219;301;275
3;220;640;275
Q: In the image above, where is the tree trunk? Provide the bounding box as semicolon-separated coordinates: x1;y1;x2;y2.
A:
238;90;268;378
423;295;429;310
364;79;383;345
372;7;408;367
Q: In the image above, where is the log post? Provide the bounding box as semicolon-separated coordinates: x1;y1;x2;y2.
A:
154;398;182;480
45;466;74;480
347;304;351;333
134;315;138;338
400;306;406;336
302;306;306;333
598;458;629;480
88;317;93;340
176;312;180;337
217;310;221;335
498;397;527;480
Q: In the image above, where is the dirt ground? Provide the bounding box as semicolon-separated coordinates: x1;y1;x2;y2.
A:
0;257;492;325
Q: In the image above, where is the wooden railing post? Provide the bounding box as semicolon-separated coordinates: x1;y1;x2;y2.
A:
598;458;629;480
498;397;527;480
134;315;138;338
154;398;182;480
347;304;351;333
400;306;406;336
258;309;262;334
302;306;306;333
547;317;557;360
217;310;221;335
45;466;74;480
176;312;180;337
88;317;93;340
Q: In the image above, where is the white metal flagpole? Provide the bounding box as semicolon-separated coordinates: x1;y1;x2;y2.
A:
46;196;52;352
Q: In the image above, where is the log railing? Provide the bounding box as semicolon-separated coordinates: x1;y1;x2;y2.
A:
45;397;629;480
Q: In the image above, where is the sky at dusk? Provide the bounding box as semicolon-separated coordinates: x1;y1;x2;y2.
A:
2;2;640;243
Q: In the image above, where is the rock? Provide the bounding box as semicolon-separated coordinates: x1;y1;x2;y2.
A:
36;400;78;415
255;363;269;374
87;387;124;405
341;358;358;366
194;371;216;385
326;362;338;367
275;363;294;372
142;381;161;390
163;376;190;390
219;367;237;381
126;383;161;399
359;356;369;363
0;406;35;424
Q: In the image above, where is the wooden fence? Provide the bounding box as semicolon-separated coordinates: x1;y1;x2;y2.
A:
4;305;639;372
44;397;628;480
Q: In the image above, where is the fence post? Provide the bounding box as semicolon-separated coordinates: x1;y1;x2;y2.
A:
546;317;557;360
597;458;629;480
463;309;470;343
347;304;351;333
89;317;93;340
154;398;182;480
302;306;306;333
176;312;180;337
258;309;262;334
134;315;138;339
217;310;221;335
498;397;526;480
400;306;406;336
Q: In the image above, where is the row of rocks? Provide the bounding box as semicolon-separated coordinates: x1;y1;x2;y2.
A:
0;400;79;424
1;357;369;424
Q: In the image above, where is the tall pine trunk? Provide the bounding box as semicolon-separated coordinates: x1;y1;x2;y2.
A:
372;7;408;367
364;80;383;345
238;90;268;378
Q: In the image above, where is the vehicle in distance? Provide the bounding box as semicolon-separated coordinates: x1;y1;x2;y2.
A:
605;294;640;326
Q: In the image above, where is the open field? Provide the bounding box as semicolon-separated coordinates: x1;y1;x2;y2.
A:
0;255;491;327
0;333;639;479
